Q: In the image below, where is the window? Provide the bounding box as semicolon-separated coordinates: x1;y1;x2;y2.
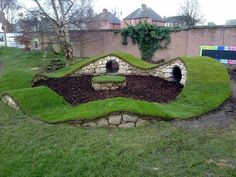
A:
0;35;4;42
34;40;39;49
131;19;134;25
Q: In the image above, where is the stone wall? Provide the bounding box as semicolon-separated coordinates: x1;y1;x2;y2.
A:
70;26;236;61
68;113;153;128
92;80;126;91
71;55;187;85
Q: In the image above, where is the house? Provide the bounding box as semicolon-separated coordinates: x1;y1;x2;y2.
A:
87;9;121;29
226;19;236;26
165;16;187;27
122;4;165;27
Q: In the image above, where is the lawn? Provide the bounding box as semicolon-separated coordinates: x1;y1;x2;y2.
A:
1;50;231;123
92;75;126;83
0;47;236;177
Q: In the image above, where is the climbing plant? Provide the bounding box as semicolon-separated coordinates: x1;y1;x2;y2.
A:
120;23;173;61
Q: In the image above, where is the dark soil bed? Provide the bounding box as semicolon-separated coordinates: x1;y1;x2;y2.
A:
34;75;183;105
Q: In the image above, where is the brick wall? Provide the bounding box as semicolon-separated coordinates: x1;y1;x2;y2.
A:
70;26;236;61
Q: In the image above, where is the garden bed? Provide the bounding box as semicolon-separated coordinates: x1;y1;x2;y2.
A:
34;75;183;105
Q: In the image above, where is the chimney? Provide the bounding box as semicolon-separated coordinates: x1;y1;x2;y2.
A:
142;4;147;10
103;9;108;13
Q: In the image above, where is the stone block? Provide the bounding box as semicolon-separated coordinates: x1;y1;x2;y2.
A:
122;114;138;123
97;118;109;127
108;115;122;125
136;119;148;127
2;95;20;110
82;122;97;128
119;123;135;128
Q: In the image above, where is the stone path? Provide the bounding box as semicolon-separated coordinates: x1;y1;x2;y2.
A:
174;67;236;129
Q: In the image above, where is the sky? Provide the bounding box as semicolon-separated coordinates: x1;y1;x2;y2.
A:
94;0;236;25
23;0;236;25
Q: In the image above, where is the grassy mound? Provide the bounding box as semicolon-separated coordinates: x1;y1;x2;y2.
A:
40;51;158;78
92;75;126;83
1;55;231;123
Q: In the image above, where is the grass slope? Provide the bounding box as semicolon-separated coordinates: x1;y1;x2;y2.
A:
42;51;157;78
2;56;231;123
92;75;126;83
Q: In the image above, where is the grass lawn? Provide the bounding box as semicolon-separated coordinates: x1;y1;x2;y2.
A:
1;103;236;177
2;52;231;123
0;47;236;176
92;75;126;83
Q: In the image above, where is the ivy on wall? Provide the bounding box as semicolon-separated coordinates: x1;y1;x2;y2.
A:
119;23;173;61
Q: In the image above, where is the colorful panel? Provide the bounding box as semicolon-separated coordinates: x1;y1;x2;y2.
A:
200;46;236;65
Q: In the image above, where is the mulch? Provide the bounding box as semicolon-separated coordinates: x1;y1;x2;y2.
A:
34;75;183;105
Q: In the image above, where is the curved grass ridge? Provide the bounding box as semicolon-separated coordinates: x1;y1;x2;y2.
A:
32;51;174;81
1;56;231;123
92;75;126;83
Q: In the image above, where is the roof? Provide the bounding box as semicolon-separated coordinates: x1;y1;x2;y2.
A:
165;16;186;23
124;4;164;22
93;9;121;24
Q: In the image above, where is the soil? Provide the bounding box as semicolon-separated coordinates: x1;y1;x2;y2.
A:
34;75;183;105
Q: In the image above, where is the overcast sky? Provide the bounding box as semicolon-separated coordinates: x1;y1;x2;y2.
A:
24;0;236;25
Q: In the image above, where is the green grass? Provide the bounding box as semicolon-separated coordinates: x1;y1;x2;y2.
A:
92;75;126;83
41;51;158;78
1;108;236;177
0;47;64;74
0;47;236;177
0;71;34;93
1;54;231;123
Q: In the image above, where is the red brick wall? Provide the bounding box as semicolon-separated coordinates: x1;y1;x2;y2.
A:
71;26;236;61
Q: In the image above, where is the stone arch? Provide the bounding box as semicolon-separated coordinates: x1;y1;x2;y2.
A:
172;66;182;83
106;60;119;73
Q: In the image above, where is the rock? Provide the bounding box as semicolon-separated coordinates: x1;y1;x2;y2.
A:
52;44;62;54
119;123;135;128
99;68;106;74
108;115;122;125
109;125;117;128
122;114;138;123
2;95;20;110
92;83;101;90
164;73;172;78
136;119;148;127
97;118;109;127
82;122;97;128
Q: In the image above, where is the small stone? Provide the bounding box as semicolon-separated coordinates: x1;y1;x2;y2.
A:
109;125;117;128
2;95;20;110
122;114;138;123
118;69;127;74
136;119;148;127
97;118;109;127
108;115;122;125
119;123;135;128
82;122;97;128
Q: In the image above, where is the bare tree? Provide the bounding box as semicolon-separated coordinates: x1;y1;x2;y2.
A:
0;0;19;45
32;0;93;59
179;0;203;27
111;8;122;19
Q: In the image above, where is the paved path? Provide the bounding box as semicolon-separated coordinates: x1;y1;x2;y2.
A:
174;68;236;129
